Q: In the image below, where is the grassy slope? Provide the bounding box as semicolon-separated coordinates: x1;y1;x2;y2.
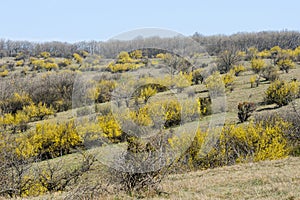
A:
2;57;300;199
17;156;300;200
157;157;300;200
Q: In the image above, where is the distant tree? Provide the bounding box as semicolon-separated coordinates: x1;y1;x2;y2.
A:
217;49;241;74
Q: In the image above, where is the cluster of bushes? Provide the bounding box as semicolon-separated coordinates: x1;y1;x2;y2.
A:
30;58;59;71
0;101;54;134
183;117;291;169
107;62;144;73
106;51;147;73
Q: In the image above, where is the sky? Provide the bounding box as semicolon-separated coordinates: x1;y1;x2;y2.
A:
1;0;299;43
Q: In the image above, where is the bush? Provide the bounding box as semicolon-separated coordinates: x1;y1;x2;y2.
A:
251;58;266;74
40;51;51;59
129;98;200;130
205;71;225;98
198;97;212;116
88;79;117;103
98;113;123;143
117;51;132;64
73;53;83;64
0;112;29;134
174;72;193;91
16;120;83;160
186;120;289;169
30;59;58;71
0;69;9;77
153;100;182;128
192;68;204;84
107;62;143;73
27;71;76;112
22;102;55;121
255;111;300;157
130;50;143;59
261;65;279;81
109;133;173;194
265;80;300;107
250;75;259;88
58;58;72;68
237;102;256;122
232;64;246;76
0;93;33;114
222;70;236;89
139;86;157;103
16;60;24;66
276;58;295;73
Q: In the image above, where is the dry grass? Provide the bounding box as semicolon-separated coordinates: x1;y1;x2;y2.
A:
20;156;300;200
157;157;300;200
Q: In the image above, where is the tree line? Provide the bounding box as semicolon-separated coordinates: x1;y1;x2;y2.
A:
1;30;300;59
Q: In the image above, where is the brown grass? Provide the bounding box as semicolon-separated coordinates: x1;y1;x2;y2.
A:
16;156;300;200
157;157;300;200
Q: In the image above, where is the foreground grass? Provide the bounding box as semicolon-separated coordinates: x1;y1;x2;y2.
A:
13;156;300;200
158;157;300;200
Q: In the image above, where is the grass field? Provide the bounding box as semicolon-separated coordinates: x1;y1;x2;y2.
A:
14;156;300;200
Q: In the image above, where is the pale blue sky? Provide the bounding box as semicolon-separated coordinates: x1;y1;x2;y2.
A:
1;0;299;42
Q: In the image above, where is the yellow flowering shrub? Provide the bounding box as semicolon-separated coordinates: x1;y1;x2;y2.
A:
30;59;58;71
139;85;157;103
177;118;289;169
222;69;236;89
23;102;54;121
257;49;271;58
174;71;193;90
0;92;33;114
130;106;153;126
88;79;117;103
107;62;144;73
251;58;266;74
0;111;29;134
16;60;24;66
130;49;143;59
0;69;8;77
73;53;83;64
117;51;133;64
276;58;295;73
156;53;166;59
265;80;300;106
15;120;82;159
40;51;51;59
98;113;123;142
233;64;246;76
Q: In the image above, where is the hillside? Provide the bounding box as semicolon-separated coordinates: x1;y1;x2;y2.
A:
15;156;300;200
0;40;300;199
